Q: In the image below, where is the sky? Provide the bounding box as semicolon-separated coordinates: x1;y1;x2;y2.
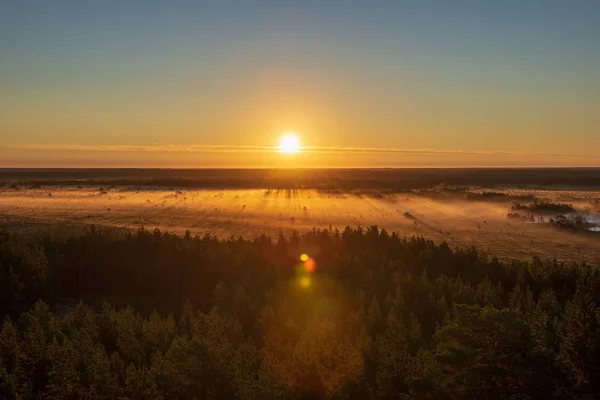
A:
1;1;599;167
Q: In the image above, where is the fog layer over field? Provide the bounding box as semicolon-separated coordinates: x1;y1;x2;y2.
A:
1;186;599;263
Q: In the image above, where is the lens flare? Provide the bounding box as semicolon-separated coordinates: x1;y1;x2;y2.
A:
260;277;365;396
303;258;316;273
299;276;311;288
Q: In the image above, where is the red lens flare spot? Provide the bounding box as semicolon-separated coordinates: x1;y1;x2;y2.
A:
303;258;316;273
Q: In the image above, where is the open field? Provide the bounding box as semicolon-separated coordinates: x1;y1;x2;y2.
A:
2;168;600;264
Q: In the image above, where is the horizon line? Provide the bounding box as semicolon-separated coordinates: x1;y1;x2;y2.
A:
2;143;600;160
2;165;600;170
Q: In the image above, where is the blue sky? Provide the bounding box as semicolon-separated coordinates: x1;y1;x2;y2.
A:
1;1;599;166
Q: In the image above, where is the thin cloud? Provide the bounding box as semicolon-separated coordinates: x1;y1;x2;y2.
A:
0;144;276;154
1;143;599;160
303;146;600;159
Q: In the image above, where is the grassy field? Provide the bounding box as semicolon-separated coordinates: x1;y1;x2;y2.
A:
2;170;600;264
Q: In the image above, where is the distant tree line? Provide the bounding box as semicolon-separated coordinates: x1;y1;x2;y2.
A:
4;167;600;189
511;200;575;214
1;226;599;399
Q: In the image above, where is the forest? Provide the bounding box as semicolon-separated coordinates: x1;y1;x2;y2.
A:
0;225;599;399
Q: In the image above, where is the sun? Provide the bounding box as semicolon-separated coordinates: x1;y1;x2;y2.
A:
279;134;301;153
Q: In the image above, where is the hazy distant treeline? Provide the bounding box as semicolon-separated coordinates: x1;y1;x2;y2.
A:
0;226;599;398
3;167;600;190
